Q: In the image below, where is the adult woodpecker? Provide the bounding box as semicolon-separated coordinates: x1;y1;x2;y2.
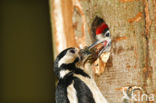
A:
54;42;111;103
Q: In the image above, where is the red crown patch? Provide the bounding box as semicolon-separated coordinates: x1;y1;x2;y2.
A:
96;23;108;35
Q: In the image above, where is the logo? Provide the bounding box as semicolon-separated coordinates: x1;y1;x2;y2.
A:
122;86;155;102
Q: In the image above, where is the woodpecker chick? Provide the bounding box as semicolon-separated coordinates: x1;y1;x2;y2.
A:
54;46;109;103
89;16;111;75
89;16;111;56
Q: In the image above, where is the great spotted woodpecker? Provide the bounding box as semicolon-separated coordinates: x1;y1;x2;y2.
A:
89;16;111;75
54;40;111;103
89;16;111;56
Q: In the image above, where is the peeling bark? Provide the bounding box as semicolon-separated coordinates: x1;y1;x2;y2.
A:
128;12;143;23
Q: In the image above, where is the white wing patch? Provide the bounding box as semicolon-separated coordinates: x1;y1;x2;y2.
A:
59;70;70;78
67;81;78;103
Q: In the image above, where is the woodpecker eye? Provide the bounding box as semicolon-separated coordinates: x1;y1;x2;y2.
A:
70;49;75;54
105;33;109;37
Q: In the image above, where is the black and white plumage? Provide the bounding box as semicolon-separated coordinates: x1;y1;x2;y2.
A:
54;47;108;103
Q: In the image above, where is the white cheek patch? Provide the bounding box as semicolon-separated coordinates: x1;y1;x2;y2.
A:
59;69;70;78
96;34;104;40
58;53;75;67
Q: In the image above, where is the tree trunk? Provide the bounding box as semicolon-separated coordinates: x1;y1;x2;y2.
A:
49;0;156;102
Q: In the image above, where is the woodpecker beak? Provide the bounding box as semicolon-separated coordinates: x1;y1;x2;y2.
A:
78;47;97;64
88;37;111;56
78;37;111;64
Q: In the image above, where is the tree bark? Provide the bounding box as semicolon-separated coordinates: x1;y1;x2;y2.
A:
49;0;156;102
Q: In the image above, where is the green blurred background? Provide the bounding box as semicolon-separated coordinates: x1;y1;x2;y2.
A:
1;0;55;103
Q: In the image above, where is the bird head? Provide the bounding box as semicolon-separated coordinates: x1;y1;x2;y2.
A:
54;48;81;79
90;16;111;56
54;38;111;79
54;47;96;79
95;23;110;40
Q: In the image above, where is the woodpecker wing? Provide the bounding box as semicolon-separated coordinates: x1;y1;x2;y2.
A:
73;77;95;103
56;82;70;103
56;74;78;103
